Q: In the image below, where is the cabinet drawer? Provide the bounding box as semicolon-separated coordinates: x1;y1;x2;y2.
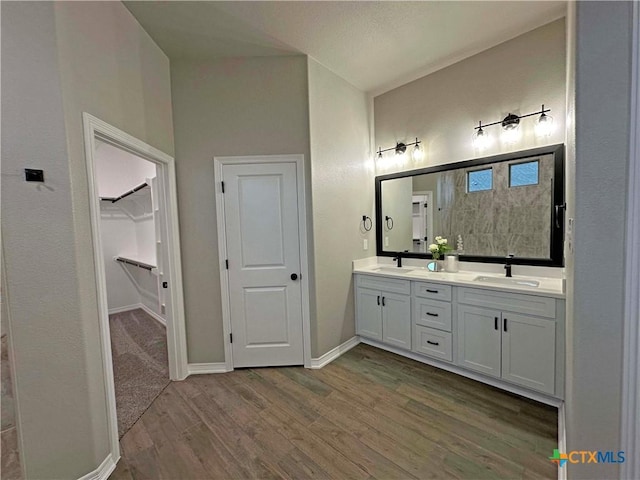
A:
413;326;453;362
413;282;452;302
413;298;452;332
458;287;556;319
356;274;410;295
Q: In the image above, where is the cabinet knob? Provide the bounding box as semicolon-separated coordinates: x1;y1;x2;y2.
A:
290;273;298;281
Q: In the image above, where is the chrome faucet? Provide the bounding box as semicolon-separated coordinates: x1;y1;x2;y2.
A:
505;254;515;277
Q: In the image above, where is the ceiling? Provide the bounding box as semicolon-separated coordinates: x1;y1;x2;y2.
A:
125;1;566;95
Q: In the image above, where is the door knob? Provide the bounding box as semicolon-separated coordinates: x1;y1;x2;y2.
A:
290;273;298;281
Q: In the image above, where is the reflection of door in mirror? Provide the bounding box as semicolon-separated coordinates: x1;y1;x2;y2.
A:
412;192;433;253
381;177;413;252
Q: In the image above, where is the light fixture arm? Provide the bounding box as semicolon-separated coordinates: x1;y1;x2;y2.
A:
377;138;421;155
474;105;551;130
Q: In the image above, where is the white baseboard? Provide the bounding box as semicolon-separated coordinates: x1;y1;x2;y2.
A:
310;336;361;369
108;303;166;327
139;303;166;326
187;362;230;375
78;453;118;480
107;304;140;315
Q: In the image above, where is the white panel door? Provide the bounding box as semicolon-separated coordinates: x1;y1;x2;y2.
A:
457;304;502;378
223;162;303;367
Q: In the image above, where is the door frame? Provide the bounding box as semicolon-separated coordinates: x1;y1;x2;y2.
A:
82;113;189;458
621;2;640;477
214;154;312;370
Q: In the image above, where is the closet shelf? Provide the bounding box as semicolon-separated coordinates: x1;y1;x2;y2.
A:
115;256;156;271
100;182;148;203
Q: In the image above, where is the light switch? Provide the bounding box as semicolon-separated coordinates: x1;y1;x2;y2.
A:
385;236;389;247
363;239;368;250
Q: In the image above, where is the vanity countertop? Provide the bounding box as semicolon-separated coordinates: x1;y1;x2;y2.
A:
353;261;565;299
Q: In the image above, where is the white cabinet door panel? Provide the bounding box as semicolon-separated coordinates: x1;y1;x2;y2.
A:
502;313;556;394
382;292;411;350
457;304;501;378
356;288;383;340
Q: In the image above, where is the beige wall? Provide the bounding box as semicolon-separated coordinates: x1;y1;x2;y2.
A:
374;19;566;175
307;58;373;356
567;2;632;478
170;56;311;363
1;2;174;477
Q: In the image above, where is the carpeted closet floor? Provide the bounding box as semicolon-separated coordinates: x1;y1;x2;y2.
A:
110;309;170;438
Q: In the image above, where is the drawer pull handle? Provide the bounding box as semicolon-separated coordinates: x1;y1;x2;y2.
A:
495;317;498;330
426;312;439;317
504;318;508;332
377;295;380;306
426;289;439;294
382;296;386;307
426;340;440;346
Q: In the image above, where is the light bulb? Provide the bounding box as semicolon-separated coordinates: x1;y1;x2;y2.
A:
535;112;554;137
412;141;424;162
502;124;521;144
473;128;491;150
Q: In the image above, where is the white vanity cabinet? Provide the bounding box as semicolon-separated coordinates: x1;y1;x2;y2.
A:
355;275;411;349
353;270;565;400
457;287;558;395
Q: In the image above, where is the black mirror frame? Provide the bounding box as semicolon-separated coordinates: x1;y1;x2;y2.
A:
375;144;565;267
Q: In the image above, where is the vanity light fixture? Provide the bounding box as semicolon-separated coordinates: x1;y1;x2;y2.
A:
474;105;552;144
377;138;422;162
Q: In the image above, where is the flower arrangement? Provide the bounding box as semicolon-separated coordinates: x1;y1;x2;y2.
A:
429;236;452;260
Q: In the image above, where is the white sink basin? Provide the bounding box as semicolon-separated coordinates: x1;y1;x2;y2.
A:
473;275;540;288
371;266;415;274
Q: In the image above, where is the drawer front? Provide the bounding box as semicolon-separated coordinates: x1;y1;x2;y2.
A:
412;282;452;302
413;326;453;362
356;274;410;295
413;298;452;332
457;287;556;319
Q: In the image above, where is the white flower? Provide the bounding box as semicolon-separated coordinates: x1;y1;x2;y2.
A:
428;244;438;252
435;236;442;241
436;237;447;245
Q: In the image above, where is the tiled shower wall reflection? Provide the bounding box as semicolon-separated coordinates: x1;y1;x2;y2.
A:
439;154;553;258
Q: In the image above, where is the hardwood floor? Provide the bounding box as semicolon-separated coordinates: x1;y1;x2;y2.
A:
110;344;558;479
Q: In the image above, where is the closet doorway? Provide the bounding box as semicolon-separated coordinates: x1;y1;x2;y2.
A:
83;114;187;459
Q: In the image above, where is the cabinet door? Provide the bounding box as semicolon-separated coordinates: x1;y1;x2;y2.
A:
502;313;556;394
356;288;382;340
382;292;411;350
457;304;501;378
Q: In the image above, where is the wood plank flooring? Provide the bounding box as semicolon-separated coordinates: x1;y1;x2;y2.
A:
110;344;558;479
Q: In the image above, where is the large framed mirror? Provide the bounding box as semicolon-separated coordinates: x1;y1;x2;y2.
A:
375;144;565;266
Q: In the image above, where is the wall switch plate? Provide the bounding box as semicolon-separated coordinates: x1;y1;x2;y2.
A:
385;236;389;247
363;239;368;250
25;169;44;182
